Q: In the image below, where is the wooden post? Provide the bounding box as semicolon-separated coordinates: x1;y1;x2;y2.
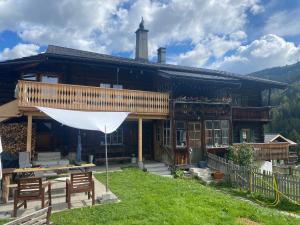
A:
2;174;10;203
26;114;32;155
138;117;143;168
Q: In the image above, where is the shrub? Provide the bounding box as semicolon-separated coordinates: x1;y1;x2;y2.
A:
226;144;254;167
237;144;254;166
174;168;184;179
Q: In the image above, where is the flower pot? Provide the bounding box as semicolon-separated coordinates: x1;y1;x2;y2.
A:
212;171;224;180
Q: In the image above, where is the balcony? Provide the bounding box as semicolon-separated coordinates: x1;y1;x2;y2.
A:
16;80;170;117
234;143;289;161
232;106;271;122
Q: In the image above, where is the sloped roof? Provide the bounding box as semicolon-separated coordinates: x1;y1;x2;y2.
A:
158;70;239;81
0;45;288;88
264;133;297;146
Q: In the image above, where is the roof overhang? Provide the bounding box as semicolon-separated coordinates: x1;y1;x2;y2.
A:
0;45;289;89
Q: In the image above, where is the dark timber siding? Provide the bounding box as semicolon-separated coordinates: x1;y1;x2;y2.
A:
233;121;264;143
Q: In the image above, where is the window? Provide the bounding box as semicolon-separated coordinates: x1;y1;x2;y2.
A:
21;73;37;81
40;74;59;83
176;121;186;147
205;120;229;147
188;122;201;148
221;120;229;145
240;129;254;143
112;84;123;89
163;120;171;146
101;128;123;145
100;83;111;88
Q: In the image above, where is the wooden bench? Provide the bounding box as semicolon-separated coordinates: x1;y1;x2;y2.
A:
5;206;52;225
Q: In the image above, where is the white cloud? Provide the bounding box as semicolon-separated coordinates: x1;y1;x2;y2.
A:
0;43;40;61
0;0;263;61
212;34;300;74
174;34;245;66
265;9;300;37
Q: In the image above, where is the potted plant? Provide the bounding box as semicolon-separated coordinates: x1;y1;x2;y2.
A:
212;171;224;180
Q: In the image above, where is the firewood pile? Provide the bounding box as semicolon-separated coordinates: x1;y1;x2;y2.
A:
0;123;36;155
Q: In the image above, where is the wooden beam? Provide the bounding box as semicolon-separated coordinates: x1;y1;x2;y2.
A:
138;117;143;166
26;114;32;154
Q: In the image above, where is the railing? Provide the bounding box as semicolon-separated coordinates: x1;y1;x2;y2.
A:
233;143;290;161
232;106;271;121
17;80;170;116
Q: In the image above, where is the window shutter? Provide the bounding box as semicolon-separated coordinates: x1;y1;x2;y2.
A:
240;129;243;143
250;129;255;142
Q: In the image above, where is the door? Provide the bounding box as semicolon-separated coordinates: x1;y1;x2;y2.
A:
188;122;202;163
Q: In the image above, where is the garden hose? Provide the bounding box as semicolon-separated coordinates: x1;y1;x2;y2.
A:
249;173;280;207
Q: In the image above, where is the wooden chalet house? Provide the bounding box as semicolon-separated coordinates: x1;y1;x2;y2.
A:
0;20;288;167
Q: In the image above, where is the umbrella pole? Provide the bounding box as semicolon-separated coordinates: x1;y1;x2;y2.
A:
105;126;108;193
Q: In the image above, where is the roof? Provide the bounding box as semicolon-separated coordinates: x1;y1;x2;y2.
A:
0;45;288;88
158;70;239;81
264;133;297;146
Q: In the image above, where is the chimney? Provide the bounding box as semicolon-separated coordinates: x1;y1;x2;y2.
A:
135;17;148;62
157;47;166;63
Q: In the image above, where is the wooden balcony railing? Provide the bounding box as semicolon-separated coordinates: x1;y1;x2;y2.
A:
17;80;170;116
232;107;271;121
234;143;289;161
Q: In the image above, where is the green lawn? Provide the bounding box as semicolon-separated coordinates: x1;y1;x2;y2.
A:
49;168;299;225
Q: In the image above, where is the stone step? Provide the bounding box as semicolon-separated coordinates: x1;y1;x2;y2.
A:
189;167;213;184
144;163;166;168
151;170;172;176
146;166;170;172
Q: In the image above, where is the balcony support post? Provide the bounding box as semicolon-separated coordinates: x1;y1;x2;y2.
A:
138;117;143;169
26;114;33;158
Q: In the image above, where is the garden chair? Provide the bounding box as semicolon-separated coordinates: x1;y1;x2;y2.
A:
13;177;52;217
66;172;95;209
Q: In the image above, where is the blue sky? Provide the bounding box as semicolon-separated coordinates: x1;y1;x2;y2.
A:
0;0;300;74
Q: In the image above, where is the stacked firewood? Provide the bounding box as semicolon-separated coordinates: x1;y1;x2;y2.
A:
0;123;36;155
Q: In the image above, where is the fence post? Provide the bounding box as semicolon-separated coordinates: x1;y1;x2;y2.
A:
288;166;293;176
248;168;252;193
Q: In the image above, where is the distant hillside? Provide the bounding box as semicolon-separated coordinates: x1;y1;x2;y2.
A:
250;62;300;159
250;61;300;83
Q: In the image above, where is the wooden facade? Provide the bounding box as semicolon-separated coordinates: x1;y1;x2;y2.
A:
0;45;287;166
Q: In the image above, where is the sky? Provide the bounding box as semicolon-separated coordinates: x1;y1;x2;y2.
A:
1;0;300;74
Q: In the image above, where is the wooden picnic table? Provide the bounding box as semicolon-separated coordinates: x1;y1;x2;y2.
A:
1;163;96;204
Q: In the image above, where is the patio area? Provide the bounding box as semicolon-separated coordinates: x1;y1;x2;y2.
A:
0;169;120;219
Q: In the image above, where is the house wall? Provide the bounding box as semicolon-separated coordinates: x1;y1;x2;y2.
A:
0;60;272;166
0;73;18;105
232;121;264;143
33;119;154;163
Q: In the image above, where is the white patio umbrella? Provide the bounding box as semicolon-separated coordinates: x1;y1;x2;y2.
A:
37;107;129;193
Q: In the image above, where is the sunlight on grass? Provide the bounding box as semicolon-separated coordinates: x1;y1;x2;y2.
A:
48;168;299;225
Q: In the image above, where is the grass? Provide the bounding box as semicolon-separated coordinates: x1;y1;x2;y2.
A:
209;180;300;214
48;168;300;225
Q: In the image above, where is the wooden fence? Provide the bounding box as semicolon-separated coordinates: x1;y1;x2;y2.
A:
233;143;289;161
273;165;300;177
207;153;300;204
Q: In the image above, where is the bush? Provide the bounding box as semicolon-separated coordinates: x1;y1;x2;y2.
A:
237;144;254;166
226;144;254;167
173;168;184;179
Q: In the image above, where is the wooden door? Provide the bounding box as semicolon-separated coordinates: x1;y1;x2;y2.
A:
188;122;202;163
